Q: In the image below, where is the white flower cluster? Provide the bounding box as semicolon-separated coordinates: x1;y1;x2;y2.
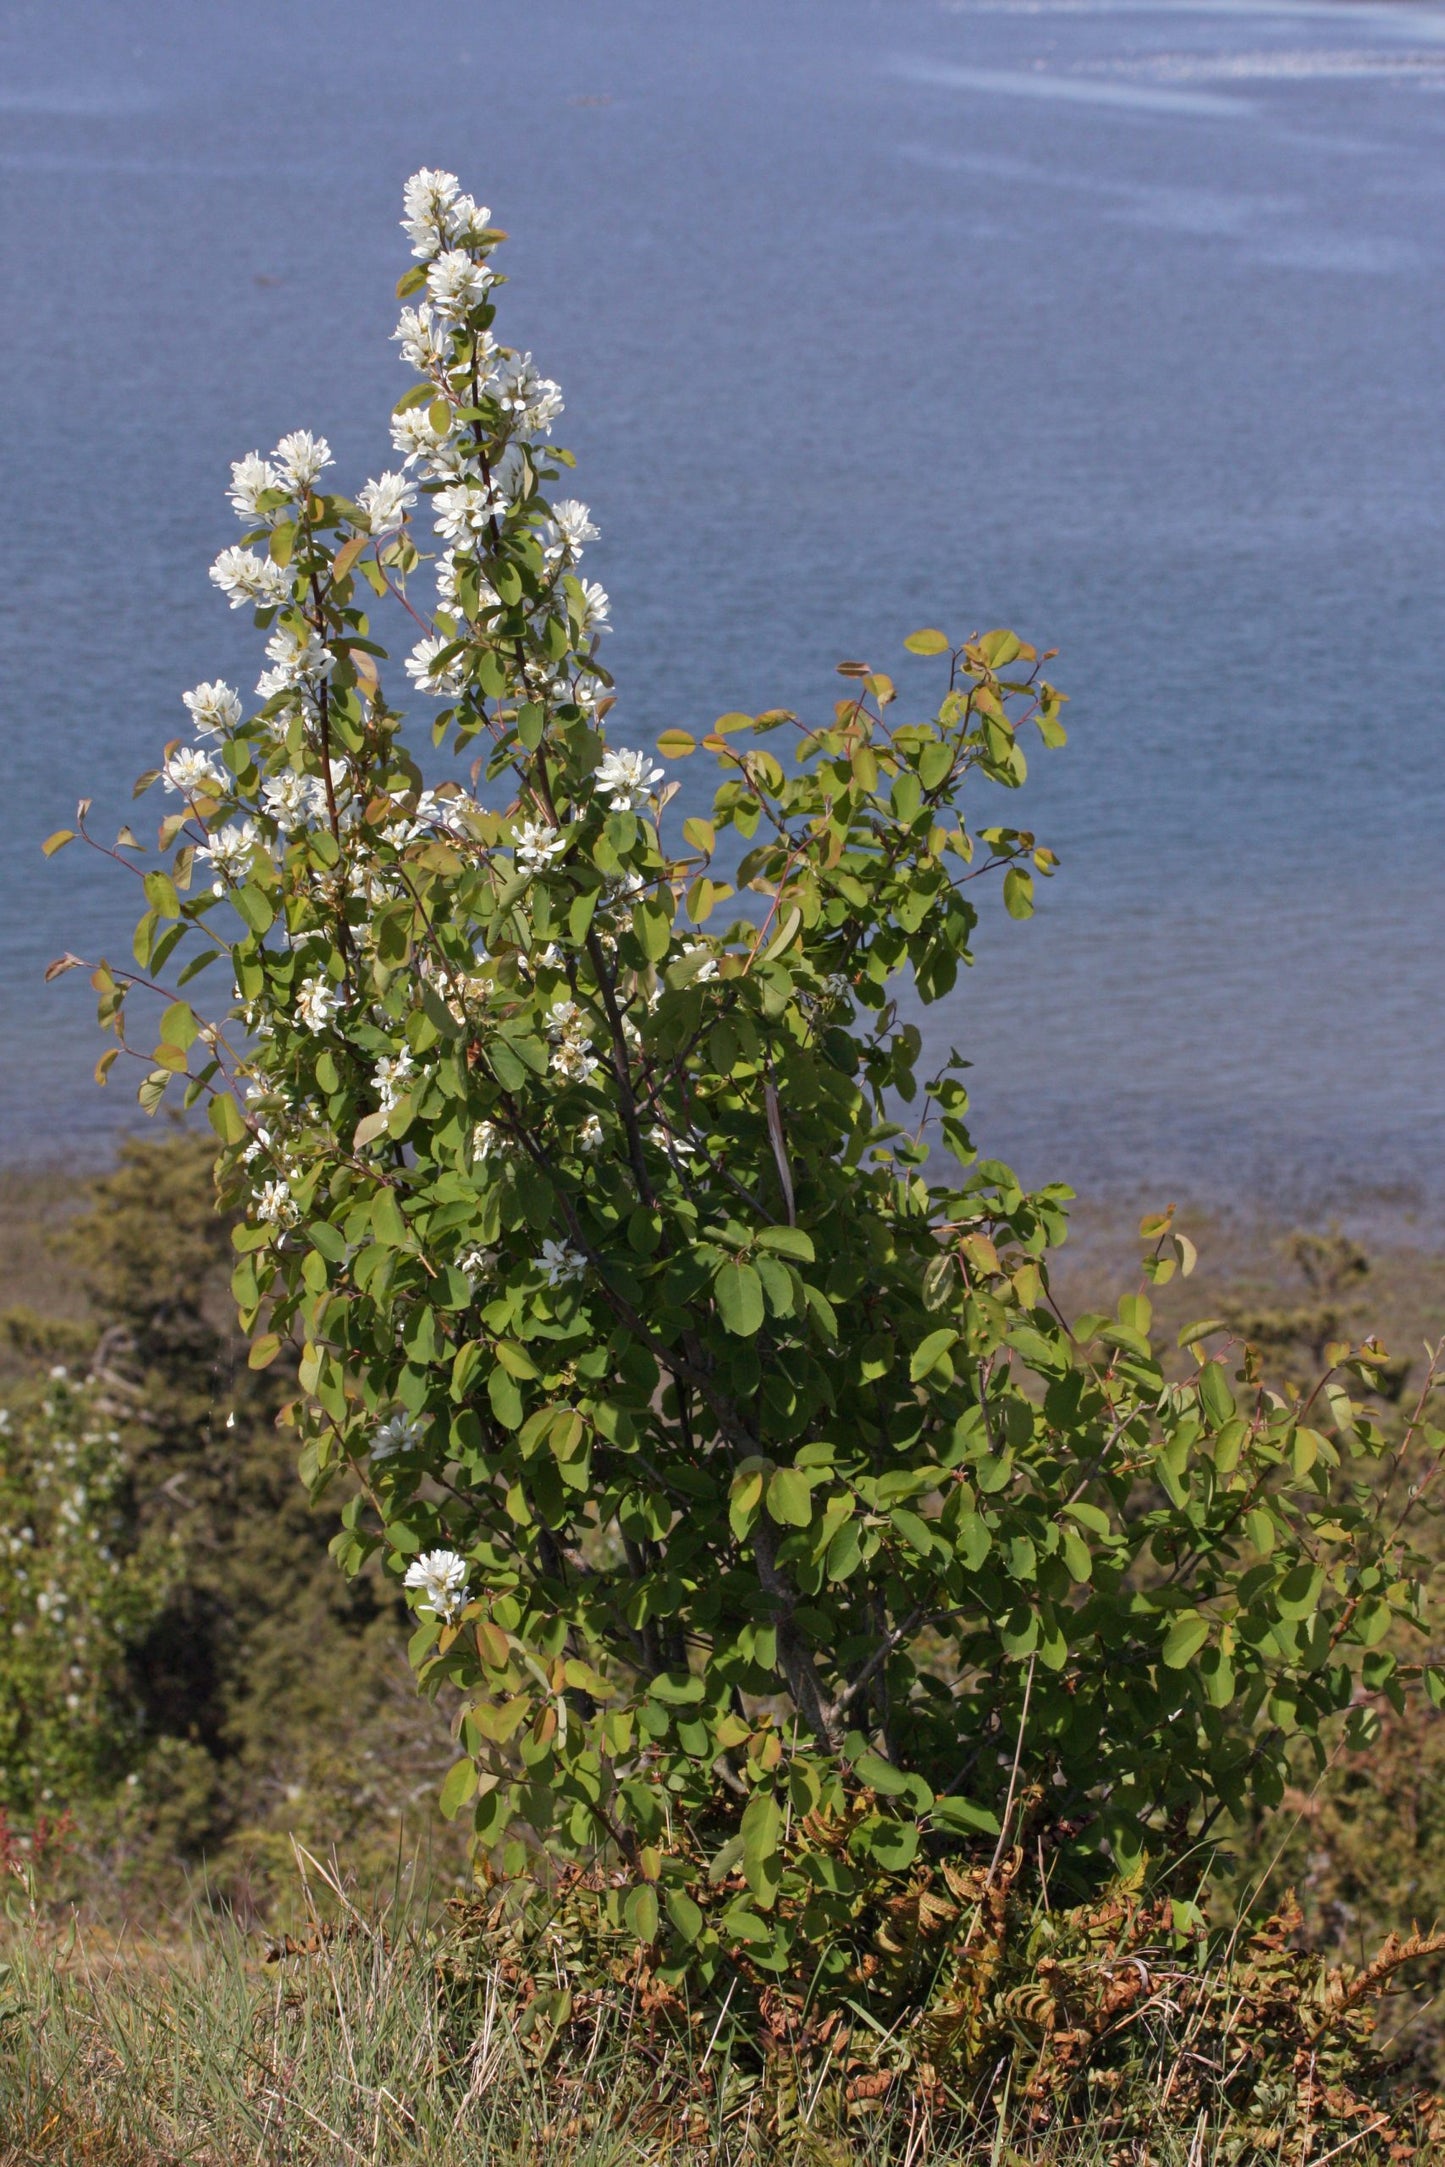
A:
400;168;491;261
372;1409;424;1461
546;998;598;1083
373;1046;414;1114
538;1238;586;1288
594;746;664;813
403;1546;470;1621
513;819;565;875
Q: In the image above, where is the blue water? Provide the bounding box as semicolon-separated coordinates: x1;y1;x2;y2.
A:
5;0;1445;1221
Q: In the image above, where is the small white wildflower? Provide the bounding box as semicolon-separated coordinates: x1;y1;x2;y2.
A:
259;625;333;692
579;1114;605;1155
272;429;333;493
163;745;226;797
210;546;291;611
372;1410;423;1461
426;247;494;319
822;972;852;1001
390;407;449;468
405;633;465;698
513;819;565;874
197;819;260;881
497;355;563;434
373;1046;414;1114
648;1123;696;1158
538;1238;586;1289
682;944;719;983
401;167;461;258
471;1119;517;1162
261;770;325;832
577;579;610;635
548;499;599;555
183;680;243;738
433;478;508;542
403;1547;470;1621
394;302;447;373
228;451;280;522
552;1038;598;1084
356;471;416;533
255;1179;298;1228
296;975;343;1032
458;1246;498;1286
594;746;664;811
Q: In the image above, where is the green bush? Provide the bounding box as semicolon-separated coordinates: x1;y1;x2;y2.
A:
0;1369;159;1810
65;167;1445;2048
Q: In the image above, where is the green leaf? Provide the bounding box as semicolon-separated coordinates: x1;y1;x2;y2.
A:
714;1259;764;1337
766;1466;812;1527
208;1094;246;1145
1002;867;1034;920
904;628;950;656
1161;1613;1211;1670
41;829;75;857
234;884;274;935
909;1328;957;1383
853;1750;911;1799
439;1758;479;1820
624;1884;659;1943
665;1888;704;1943
754;1226;815;1263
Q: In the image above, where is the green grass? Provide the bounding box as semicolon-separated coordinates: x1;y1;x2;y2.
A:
0;1850;1411;2167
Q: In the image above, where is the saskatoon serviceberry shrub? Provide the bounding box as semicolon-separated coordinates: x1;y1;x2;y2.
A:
57;168;1444;2013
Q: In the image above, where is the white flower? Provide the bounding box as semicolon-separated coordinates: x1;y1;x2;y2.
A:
296;975;343;1032
822;972;853;1002
426;248;494;319
356;471;416;533
390;407;449;468
546;998;584;1038
197;819;260;882
552;1038;597;1084
446;192;491;245
513;819;565;874
579;1114;605;1155
681;944;719;983
261;770;324;832
577;579;610;636
393;302;448;373
183;680;243;738
433;479;508;542
372;1410;423;1461
435;548;499;621
373;1046;414;1114
648;1123;696;1158
497;355;563;434
405;633;465;698
594;746;664;811
403;1547;470;1621
228;451;280;522
471;1119;517;1162
401;167;461;258
538;1238;586;1289
255;1179;298;1228
549;499;598;555
272;429;332;493
259;626;333;692
545;998;597;1083
458;1245;498;1286
210;546;291;611
163;746;226;797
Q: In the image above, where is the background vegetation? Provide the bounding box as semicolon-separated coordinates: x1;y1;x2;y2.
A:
5;1136;1445;2165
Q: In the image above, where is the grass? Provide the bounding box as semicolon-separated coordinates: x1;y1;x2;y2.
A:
0;1849;1429;2167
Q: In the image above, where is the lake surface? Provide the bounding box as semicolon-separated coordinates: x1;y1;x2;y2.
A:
4;0;1445;1227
